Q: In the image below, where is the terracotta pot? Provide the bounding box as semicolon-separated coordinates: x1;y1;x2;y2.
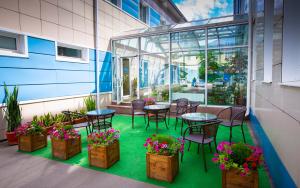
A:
6;131;18;145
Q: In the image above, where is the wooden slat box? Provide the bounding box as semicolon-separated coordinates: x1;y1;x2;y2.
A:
18;134;47;152
51;136;81;160
146;152;179;182
88;140;120;169
222;169;258;188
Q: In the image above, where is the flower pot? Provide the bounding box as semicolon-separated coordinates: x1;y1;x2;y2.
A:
6;131;18;145
73;117;87;124
18;133;47;152
88;140;120;169
222;169;258;188
146;152;179;182
51;136;81;160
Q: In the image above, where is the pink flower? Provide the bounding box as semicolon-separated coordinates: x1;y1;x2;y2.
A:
212;158;219;162
220;164;225;170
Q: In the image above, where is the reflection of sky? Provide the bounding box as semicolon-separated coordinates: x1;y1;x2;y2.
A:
172;0;234;21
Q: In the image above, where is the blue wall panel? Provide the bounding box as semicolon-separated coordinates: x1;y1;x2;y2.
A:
122;0;139;19
28;37;55;55
150;8;160;27
0;36;113;102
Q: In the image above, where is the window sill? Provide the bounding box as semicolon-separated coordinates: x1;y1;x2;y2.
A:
56;56;89;64
0;50;28;58
279;81;300;88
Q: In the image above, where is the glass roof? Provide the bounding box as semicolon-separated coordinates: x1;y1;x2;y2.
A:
112;14;248;40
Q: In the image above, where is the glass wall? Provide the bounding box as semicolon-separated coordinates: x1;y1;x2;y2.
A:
112;22;249;106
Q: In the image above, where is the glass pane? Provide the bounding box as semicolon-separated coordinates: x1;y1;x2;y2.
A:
141;34;169;54
121;57;139;102
139;53;169;102
171;51;205;104
171;30;205;52
113;38;138;57
0;35;17;50
207;48;248;106
208;24;248;49
57;46;82;58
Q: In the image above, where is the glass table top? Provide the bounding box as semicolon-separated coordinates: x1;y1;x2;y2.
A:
144;104;170;111
181;113;217;122
86;109;116;116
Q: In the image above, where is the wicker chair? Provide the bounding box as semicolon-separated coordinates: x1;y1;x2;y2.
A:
217;106;247;143
182;120;222;172
131;99;146;128
173;98;189;131
179;101;201;135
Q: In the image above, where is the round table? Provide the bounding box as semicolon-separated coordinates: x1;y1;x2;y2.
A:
87;109;116;132
181;112;217;123
144;104;170;133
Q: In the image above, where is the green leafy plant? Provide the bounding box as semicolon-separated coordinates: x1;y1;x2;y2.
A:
3;84;22;132
84;95;96;111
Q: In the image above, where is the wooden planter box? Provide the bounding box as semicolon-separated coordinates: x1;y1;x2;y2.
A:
51;136;81;160
88;140;120;169
146;152;179;182
18;134;47;152
222;169;258;188
73;117;88;124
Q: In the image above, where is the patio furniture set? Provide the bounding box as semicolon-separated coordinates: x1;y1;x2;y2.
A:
132;98;247;172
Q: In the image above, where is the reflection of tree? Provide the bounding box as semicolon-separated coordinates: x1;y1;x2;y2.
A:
197;51;219;81
196;49;248;106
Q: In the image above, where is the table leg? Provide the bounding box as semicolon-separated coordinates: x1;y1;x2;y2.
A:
156;113;158;133
146;112;150;130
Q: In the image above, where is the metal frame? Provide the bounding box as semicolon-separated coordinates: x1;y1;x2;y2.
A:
111;14;250;108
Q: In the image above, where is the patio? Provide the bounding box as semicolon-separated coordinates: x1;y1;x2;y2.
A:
0;115;271;188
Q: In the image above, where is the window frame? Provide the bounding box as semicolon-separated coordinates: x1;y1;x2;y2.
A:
55;42;89;64
0;30;28;58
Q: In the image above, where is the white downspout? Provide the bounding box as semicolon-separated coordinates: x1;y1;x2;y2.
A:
246;1;253;116
94;0;100;110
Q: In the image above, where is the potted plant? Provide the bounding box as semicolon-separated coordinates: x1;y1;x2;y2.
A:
144;98;156;106
50;124;81;160
144;134;184;182
3;84;22;145
212;142;263;188
33;113;55;135
88;128;120;169
16;122;47;152
84;95;96;111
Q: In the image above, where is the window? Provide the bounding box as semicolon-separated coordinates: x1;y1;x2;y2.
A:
107;0;121;7
140;2;149;24
56;43;89;63
0;30;28;57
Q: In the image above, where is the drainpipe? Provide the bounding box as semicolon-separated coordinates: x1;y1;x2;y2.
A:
94;0;100;110
246;1;253;116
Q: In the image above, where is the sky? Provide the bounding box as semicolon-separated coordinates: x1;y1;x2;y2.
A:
172;0;234;21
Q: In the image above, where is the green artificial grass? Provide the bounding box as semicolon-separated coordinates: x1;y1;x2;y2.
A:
26;115;271;188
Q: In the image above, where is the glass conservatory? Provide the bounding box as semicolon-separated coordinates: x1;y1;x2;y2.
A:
111;15;249;107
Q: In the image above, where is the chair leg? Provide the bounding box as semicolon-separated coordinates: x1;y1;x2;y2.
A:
241;124;246;143
175;117;178;130
132;115;134;129
229;127;233;143
209;143;212;153
214;138;218;153
180;119;184;136
188;141;191;151
164;118;169;129
181;152;184;162
202;144;207;172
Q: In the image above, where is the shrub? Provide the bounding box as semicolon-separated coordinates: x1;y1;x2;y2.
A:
50;124;80;140
84;95;96;111
16;122;45;136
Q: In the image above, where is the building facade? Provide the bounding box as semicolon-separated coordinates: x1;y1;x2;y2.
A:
0;0;185;139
